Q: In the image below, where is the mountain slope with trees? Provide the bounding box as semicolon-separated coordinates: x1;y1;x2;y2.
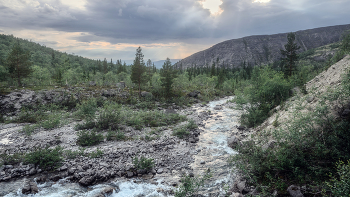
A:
175;24;350;69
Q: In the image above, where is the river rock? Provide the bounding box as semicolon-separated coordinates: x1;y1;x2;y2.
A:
89;81;97;86
22;179;38;194
157;168;164;174
227;136;240;149
79;175;96;186
214;105;223;110
126;171;134;178
287;185;304;197
187;90;200;98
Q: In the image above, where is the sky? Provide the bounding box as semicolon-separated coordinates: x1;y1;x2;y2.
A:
0;0;349;62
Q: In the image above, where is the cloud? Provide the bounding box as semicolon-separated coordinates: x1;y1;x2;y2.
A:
0;0;350;60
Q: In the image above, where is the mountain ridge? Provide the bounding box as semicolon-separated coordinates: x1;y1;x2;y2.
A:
175;24;350;68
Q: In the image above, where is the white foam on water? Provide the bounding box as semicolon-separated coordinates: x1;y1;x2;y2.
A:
4;179;173;197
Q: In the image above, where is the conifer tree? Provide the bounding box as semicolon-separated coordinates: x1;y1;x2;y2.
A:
6;41;32;86
103;58;108;74
130;47;146;96
160;58;177;99
280;32;301;77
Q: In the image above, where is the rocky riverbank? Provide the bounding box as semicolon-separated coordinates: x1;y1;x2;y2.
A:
0;94;254;196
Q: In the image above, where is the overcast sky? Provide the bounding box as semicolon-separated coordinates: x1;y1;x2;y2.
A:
0;0;349;62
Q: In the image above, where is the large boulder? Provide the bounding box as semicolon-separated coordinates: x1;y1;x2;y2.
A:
89;81;97;86
187;90;201;98
141;91;153;98
227;136;240;149
79;175;96;186
287;185;304;197
116;81;126;89
22;179;39;194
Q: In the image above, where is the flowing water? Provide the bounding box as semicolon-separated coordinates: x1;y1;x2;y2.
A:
2;96;242;197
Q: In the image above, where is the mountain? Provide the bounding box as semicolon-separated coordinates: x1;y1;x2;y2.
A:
153;59;182;68
175;24;350;68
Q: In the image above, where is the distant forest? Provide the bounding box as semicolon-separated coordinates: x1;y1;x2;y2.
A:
0;34;133;87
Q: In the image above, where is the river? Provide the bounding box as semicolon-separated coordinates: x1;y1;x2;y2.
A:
3;96;242;197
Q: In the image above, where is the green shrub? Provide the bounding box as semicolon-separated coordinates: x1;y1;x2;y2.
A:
324;160;350;196
76;130;104;146
172;127;190;139
186;120;198;130
235;66;291;127
64;148;86;159
96;106;121;130
75;98;97;120
88;148;104;158
74;120;96;130
0;114;4;123
41;114;61;129
24;146;63;170
175;171;212;197
132;155;155;171
106;130;126;141
0;152;24;165
22;124;39;136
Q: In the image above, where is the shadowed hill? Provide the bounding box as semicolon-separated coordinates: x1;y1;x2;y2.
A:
175;24;350;68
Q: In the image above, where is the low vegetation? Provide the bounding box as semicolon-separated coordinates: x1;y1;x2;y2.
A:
132;155;155;171
175;170;212;197
24;146;63;170
230;34;350;195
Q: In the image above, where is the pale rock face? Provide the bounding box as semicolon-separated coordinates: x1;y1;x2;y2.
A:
176;24;350;69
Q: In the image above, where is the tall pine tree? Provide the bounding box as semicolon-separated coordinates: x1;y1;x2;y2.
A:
6;41;32;86
280;32;301;77
130;47;147;96
160;58;177;99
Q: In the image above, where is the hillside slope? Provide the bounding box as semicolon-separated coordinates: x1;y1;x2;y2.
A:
176;24;350;68
254;55;350;133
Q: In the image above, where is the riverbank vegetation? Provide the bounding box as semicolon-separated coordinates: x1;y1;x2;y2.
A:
230;32;350;196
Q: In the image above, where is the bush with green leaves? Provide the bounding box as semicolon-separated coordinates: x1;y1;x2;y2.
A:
132;155;155;171
0;152;24;166
75;98;97;120
24;146;63;170
41;113;61;129
21;124;39;136
64;148;86;159
324;160;350;196
88;148;104;158
172;127;190;139
175;171;212;197
76;130;104;146
106;130;126;141
231;69;350;194
234;66;291;127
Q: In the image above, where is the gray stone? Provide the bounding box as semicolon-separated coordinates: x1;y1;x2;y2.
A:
227;136;240;149
22;179;38;194
141;91;153;98
237;180;246;193
126;171;134;178
200;161;205;164
342;109;350;118
307;96;314;103
28;168;37;175
79;175;96;186
287;185;304;197
214;105;223;110
157;168;164;174
116;81;126;89
89;81;97;86
187;91;200;98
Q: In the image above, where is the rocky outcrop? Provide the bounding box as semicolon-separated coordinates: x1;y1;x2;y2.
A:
175;24;350;69
22;179;38;194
